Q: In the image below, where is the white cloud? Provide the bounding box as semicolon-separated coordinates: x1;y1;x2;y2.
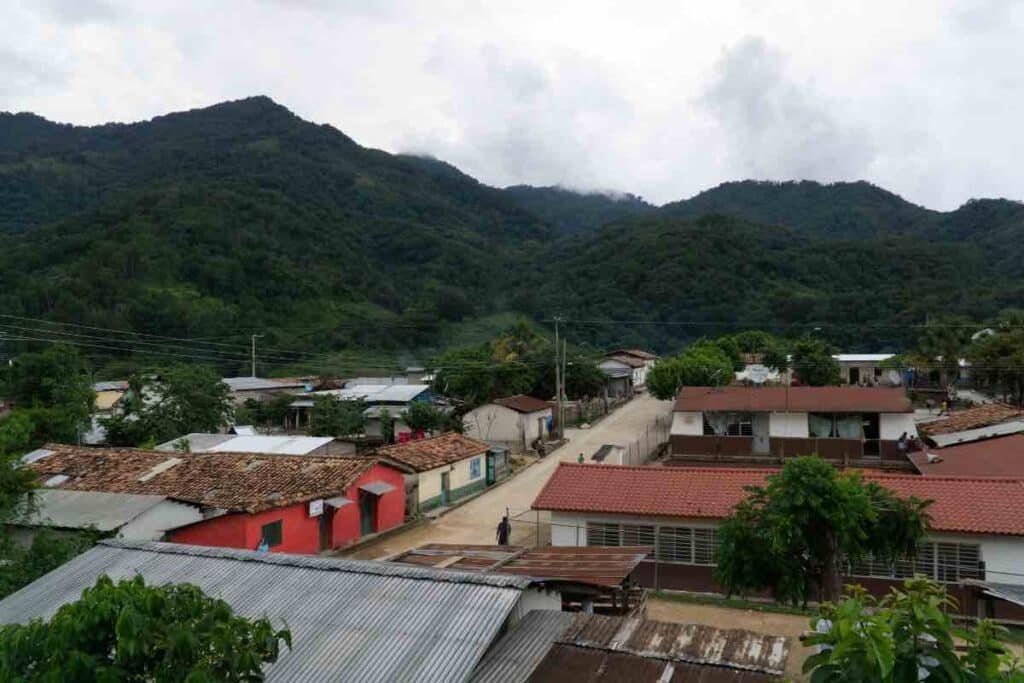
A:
0;1;1021;209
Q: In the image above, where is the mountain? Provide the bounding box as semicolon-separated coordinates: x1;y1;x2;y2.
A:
1;97;1023;369
0;97;552;362
501;185;653;234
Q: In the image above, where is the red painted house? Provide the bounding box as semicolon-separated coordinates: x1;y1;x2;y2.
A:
29;444;407;554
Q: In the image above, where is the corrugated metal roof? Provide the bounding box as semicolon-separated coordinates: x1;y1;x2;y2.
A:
965;580;1024;608
928;421;1024;448
155;433;234;452
0;540;532;683
833;354;894;363
469;610;573;683
14;490;169;531
210;435;335;455
223;377;307;392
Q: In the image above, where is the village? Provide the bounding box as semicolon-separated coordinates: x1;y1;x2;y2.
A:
3;328;1024;681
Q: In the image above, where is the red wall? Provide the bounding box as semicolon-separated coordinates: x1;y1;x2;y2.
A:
169;462;407;554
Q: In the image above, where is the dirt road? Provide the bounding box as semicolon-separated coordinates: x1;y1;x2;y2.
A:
345;393;672;559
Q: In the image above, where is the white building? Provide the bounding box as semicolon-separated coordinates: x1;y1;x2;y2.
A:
462;395;552;453
833;353;900;386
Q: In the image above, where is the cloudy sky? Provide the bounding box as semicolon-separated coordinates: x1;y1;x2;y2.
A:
2;0;1022;209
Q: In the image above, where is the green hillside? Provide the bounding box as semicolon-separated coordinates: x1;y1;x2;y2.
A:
1;97;1022;371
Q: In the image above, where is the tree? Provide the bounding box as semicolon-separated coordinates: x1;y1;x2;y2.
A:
804;579;1023;682
379;407;395;444
715;457;929;605
0;345;95;445
646;343;734;400
236;395;295;433
308;395;366;437
102;365;234;446
403;401;444;434
791;337;841;386
918;316;973;386
967;329;1024;406
0;574;291;681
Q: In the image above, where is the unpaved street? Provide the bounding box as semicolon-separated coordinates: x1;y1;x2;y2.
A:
345;393;672;559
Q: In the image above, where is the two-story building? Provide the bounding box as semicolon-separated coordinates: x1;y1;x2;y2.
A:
670;385;917;467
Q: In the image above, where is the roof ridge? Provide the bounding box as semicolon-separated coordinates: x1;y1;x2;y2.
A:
559;462;779;474
98;540;532;588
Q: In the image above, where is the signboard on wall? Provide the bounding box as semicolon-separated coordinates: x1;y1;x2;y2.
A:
309;499;324;517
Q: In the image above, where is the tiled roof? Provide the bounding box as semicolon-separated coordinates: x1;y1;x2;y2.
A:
30;444;375;513
376;432;490;472
909;434;1024;478
918;403;1024;436
532;463;1024;536
674;386;912;413
604;354;646;368
612;349;658;361
493;395;551;414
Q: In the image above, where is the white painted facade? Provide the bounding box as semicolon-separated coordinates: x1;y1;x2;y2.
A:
462;403;551;452
416;453;487;508
550;512;1024;587
670;410;919;440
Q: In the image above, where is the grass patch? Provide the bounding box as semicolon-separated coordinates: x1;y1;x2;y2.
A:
650;590;814;618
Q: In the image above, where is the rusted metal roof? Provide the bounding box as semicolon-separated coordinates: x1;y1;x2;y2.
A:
388;544;650;588
472;611;789;682
531;613;789;681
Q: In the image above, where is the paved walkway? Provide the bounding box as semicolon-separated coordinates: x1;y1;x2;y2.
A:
345;393;673;559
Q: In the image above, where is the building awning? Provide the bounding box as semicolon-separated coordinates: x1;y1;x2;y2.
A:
964;580;1024;608
324;496;353;509
359;481;395;496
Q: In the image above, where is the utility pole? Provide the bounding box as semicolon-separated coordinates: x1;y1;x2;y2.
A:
561;337;567;437
251;334;264;378
553;317;562;439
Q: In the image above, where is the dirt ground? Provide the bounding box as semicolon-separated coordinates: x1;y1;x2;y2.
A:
645;596;815;679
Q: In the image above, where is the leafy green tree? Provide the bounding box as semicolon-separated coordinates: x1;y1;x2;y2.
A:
716;457;930;605
646;343;734;400
967;329;1024;406
379;407;395;444
918;316;974;385
791;337;841;386
0;574;291;681
804;579;1023;682
308;395;366;437
236;395;295;432
0;530;98;600
404;401;444;434
102;365;234;446
0;345;95;445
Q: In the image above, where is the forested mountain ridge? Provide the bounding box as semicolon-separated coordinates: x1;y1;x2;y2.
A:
1;97;1023;367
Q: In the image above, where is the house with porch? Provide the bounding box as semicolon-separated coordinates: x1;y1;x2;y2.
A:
533;462;1024;620
670;385;917;467
376;433;496;513
23;444;406;553
834;353;899;386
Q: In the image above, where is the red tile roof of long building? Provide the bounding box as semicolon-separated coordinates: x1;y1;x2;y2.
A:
30;444;377;514
674;385;913;413
532;462;1024;536
909;434;1024;477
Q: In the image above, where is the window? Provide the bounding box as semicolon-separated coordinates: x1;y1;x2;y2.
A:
261;520;283;547
587;522;719;566
469;457;481;480
809;413;864;439
703;412;753;436
847;542;982;583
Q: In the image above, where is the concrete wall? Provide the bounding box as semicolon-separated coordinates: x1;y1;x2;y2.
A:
931;532;1024;587
417;453;487;511
768;412;810;438
881;413;917;440
509;587;563;626
463;404;550;451
671;412;703;436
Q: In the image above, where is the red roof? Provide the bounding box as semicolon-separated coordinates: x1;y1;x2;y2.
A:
375;432;490;472
909;434;1024;477
532;462;1024;536
493;394;552;414
674;386;912;413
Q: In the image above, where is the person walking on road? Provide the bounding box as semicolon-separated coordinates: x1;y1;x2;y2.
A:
496;516;511;546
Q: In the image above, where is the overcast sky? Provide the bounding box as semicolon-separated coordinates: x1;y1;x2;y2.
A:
2;0;1022;209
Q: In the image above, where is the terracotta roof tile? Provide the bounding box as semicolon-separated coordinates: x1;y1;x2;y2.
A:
31;444;375;514
909;434;1024;477
532;462;1024;536
611;349;658;361
375;432;489;472
918;403;1024;435
605;354;646;368
492;394;551;414
674;386;912;413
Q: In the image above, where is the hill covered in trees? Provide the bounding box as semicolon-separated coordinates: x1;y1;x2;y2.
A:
1;97;1022;371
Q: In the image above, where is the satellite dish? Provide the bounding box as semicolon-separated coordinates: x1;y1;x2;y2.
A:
747;364;770;385
887;370;902;386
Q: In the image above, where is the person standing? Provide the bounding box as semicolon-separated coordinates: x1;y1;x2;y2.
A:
496;516;511;546
577;452;585;464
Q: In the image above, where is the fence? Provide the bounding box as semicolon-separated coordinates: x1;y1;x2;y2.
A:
554;396;628;431
619;413;672;466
